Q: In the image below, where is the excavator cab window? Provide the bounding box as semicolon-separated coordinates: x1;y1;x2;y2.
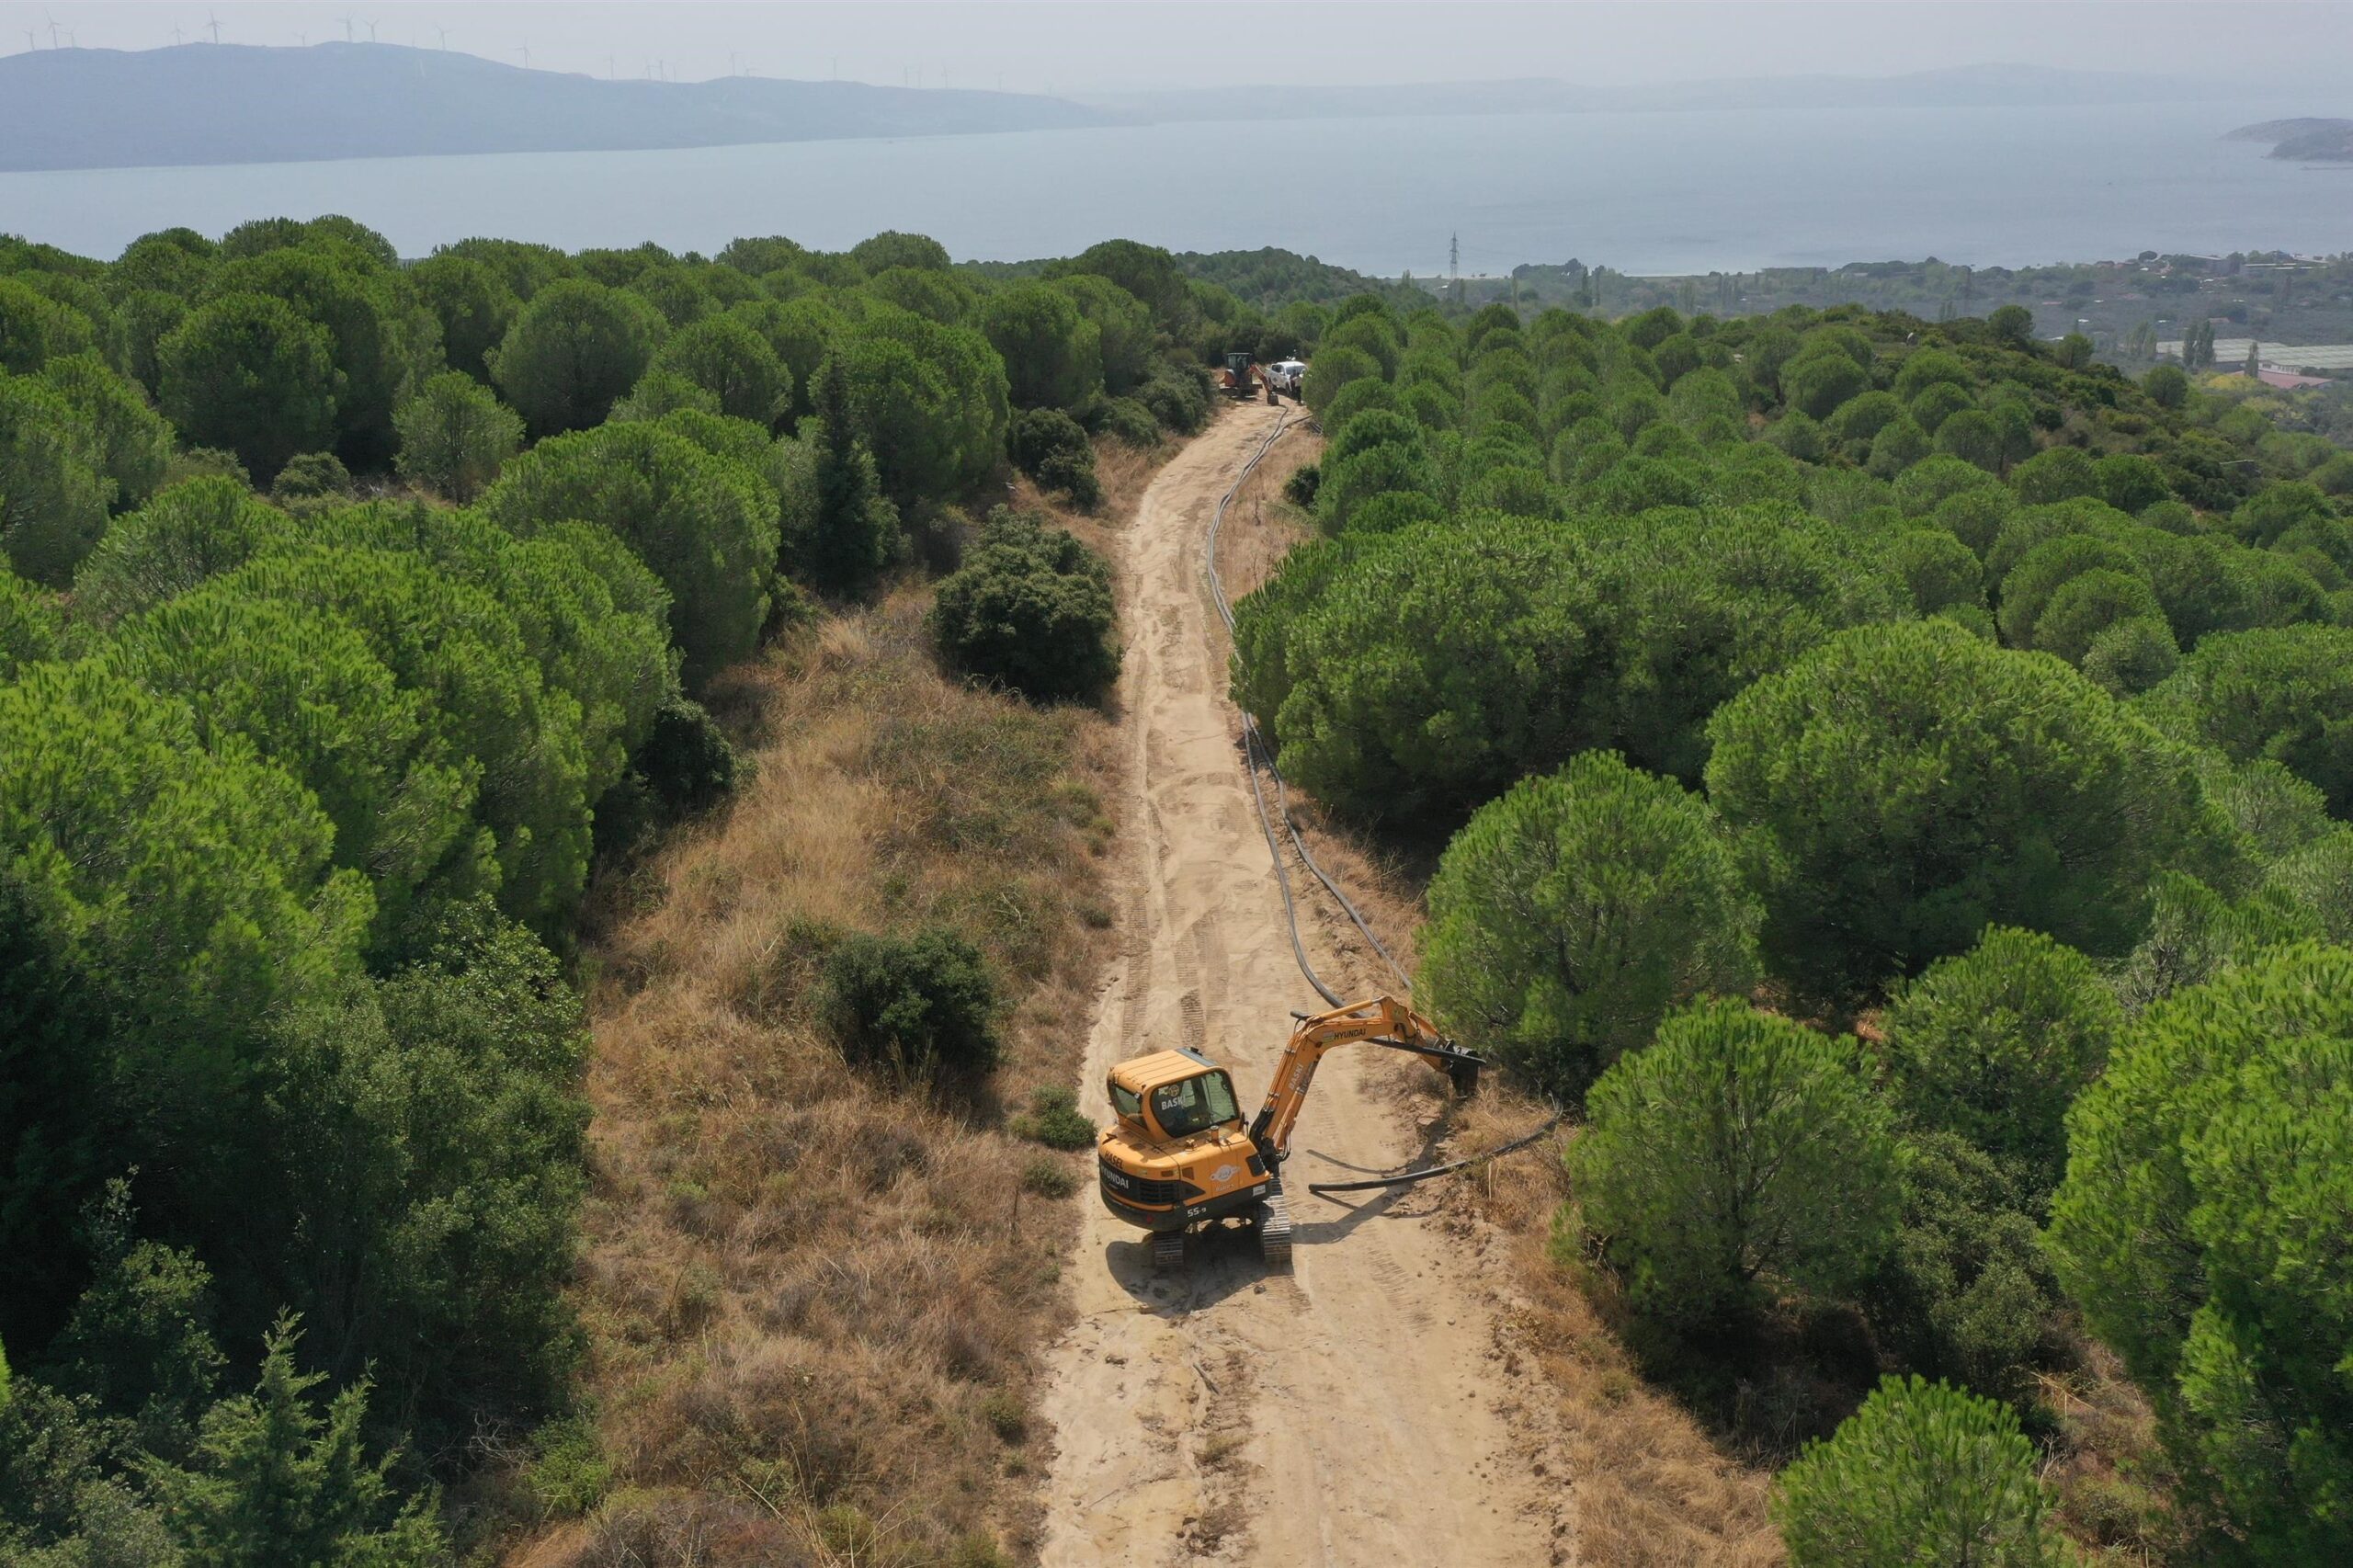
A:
1109;1081;1143;1121
1150;1071;1239;1140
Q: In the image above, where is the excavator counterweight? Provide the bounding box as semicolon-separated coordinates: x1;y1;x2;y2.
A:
1095;996;1483;1269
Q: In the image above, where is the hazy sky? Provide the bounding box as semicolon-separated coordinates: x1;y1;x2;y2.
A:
3;2;2347;94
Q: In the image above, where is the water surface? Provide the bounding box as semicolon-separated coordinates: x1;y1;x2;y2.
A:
2;99;2344;270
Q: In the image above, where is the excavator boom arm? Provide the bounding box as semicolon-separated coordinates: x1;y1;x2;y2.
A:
1245;996;1483;1165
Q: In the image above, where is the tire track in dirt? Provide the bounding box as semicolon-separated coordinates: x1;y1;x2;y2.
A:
1033;403;1574;1565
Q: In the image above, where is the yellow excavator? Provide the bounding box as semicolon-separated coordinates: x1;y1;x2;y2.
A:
1096;995;1484;1269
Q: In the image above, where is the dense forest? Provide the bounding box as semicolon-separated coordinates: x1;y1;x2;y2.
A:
1232;292;2353;1560
0;217;1257;1564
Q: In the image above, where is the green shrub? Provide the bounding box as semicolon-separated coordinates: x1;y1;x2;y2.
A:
1019;1158;1079;1199
821;926;1002;1077
949;1533;1016;1568
1012;1085;1096;1151
1097;395;1161;449
269;450;352;504
1862;1131;2062;1405
1773;1375;2068;1566
979;1391;1028;1443
1568;999;1899;1324
1283;461;1320;508
1008;407;1103;509
929;509;1118;701
1139;367;1211;434
526;1416;610;1517
1010;406;1089;474
636;696;738;816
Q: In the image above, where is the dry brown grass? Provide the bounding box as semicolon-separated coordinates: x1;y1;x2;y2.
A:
490;437;1169;1568
1210;418;1322;606
1442;1096;1783;1566
2040;1346;2184;1563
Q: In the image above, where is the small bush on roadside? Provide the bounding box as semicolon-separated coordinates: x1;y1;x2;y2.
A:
1097;395;1162;449
1283;461;1321;507
1011;1085;1096;1150
949;1534;1017;1568
1019;1158;1079;1199
930;508;1119;701
979;1392;1028;1443
1140;367;1211;434
821;926;1002;1077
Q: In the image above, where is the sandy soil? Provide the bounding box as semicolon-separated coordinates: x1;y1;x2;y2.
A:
1033;402;1575;1566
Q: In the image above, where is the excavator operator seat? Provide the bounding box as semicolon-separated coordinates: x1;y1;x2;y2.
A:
1150;1069;1240;1140
1107;1050;1242;1143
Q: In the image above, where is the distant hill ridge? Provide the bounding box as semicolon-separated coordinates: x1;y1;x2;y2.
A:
2227;118;2353;161
1074;63;2237;122
0;42;1110;172
0;46;2272;175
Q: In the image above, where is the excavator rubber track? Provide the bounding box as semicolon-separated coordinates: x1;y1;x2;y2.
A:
1256;1184;1294;1268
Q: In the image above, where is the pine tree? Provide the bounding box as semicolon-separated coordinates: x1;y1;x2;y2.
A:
798;357;901;597
148;1315;447;1567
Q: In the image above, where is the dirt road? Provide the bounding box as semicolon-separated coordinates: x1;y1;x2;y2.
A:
1034;403;1574;1565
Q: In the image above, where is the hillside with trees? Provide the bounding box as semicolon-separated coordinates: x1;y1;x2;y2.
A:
0;43;1110;172
1231;289;2353;1562
6;198;2352;1563
0;215;1227;1565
